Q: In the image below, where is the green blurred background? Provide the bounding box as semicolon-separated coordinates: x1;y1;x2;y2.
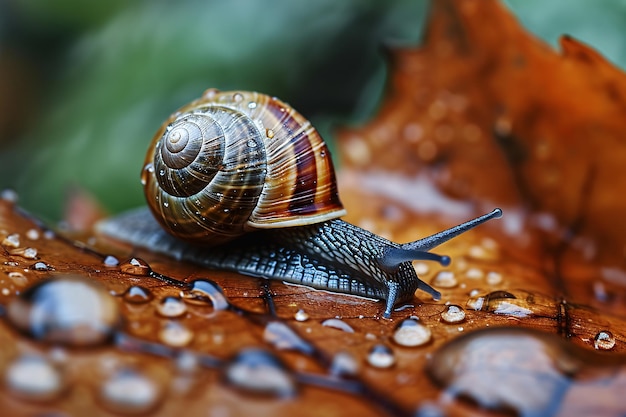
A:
1;0;625;222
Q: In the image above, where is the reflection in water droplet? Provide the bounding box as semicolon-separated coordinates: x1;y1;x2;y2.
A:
103;255;119;267
5;355;63;401
225;349;296;397
441;305;466;323
367;344;395;368
594;331;615;351
181;279;229;311
330;351;358;377
31;261;52;271
156;296;187;318
123;286;153;304
294;309;309;322
263;321;313;355
432;271;457;288
392;318;432;347
159;321;194;347
100;368;160;414
321;318;355;333
465;290;541;318
120;258;151;276
6;276;121;346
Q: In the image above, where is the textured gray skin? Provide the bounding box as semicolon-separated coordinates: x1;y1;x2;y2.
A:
97;207;438;317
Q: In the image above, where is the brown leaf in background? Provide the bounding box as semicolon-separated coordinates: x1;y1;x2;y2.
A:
338;0;626;316
2;0;626;416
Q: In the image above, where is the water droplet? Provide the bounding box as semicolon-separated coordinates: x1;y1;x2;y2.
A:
266;129;275;139
367;344;395;368
392;318;432;347
414;262;430;275
247;101;257;109
263;321;313;354
25;229;40;240
294;309;309;322
31;261;52;271
426;327;600;416
159;321;194;347
103;255;119;267
233;92;243;102
156;296;187;318
6;275;121;346
9;247;38;259
247;139;258;148
100;368;160;414
120;258;151;276
465;268;484;280
594;331;615;351
466;290;539;318
329;351;358;377
159;169;165;177
225;348;296;397
202;88;219;99
5;355;63;401
181;279;229;311
321;318;354;333
122;286;153;304
8;271;25;279
485;271;503;285
441;304;466;323
432;271;458;288
2;233;20;248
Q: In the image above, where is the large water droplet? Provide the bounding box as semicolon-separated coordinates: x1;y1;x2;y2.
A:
100;368;161;414
4;355;64;401
225;349;296;397
466;290;544;318
392;318;432;347
425;327;626;416
366;344;395;368
6;276;121;346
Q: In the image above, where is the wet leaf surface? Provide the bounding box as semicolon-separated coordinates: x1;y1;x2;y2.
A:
2;0;626;416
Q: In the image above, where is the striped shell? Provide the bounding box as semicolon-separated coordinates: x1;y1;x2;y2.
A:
142;89;346;246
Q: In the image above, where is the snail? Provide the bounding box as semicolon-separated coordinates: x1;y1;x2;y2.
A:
98;89;502;318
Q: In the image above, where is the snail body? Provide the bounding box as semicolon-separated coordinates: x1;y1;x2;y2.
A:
99;89;502;317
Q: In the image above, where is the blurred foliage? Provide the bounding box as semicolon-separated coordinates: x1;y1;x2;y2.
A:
1;0;625;221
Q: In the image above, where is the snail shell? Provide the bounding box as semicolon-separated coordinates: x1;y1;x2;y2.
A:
142;89;345;246
100;89;503;318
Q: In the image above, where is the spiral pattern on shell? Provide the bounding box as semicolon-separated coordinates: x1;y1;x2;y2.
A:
142;89;346;246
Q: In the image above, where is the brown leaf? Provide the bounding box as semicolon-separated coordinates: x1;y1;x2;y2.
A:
3;1;626;416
